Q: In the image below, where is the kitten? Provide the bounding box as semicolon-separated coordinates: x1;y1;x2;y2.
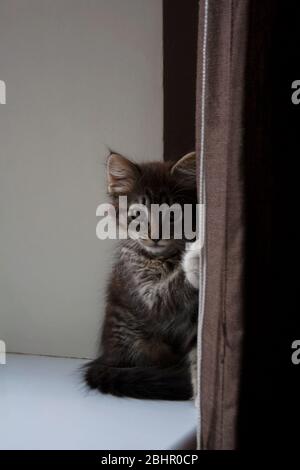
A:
84;152;200;400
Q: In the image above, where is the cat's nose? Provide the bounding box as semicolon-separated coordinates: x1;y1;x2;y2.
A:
150;237;162;246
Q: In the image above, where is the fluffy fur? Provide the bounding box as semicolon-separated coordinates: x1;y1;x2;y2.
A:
84;152;200;400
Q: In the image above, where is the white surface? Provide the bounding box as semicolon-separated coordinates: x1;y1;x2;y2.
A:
0;354;197;450
0;0;163;358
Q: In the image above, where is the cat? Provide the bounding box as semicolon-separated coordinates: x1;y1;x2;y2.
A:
84;151;200;400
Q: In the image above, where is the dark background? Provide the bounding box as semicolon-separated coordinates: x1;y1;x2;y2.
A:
163;0;198;161
238;0;300;449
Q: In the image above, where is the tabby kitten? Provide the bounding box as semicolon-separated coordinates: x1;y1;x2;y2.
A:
84;152;200;400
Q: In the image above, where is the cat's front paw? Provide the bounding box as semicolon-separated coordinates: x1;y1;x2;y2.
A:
183;239;202;289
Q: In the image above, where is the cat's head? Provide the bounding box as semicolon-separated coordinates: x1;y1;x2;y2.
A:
106;152;197;257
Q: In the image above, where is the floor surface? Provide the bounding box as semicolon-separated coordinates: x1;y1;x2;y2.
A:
0;354;197;450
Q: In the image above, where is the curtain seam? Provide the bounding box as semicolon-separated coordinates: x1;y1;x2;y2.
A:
220;0;234;449
196;0;209;450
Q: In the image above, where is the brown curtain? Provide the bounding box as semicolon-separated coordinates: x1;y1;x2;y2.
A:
196;0;294;450
164;0;297;451
196;0;249;449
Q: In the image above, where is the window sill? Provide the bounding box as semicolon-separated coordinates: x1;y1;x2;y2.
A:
0;354;197;450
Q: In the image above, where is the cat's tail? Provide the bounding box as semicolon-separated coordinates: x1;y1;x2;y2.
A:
83;357;193;401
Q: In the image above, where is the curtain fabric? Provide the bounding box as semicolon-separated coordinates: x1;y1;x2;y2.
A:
196;0;249;449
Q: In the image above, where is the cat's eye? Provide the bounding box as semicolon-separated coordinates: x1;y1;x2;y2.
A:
128;210;142;221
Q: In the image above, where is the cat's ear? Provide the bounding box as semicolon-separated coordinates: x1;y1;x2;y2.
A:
170;151;196;186
107;153;140;195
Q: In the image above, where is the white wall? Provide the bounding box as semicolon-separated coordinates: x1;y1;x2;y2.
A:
0;0;163;358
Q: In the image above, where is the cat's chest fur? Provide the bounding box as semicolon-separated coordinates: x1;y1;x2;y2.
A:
121;247;179;278
137;256;178;278
120;246;181;308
